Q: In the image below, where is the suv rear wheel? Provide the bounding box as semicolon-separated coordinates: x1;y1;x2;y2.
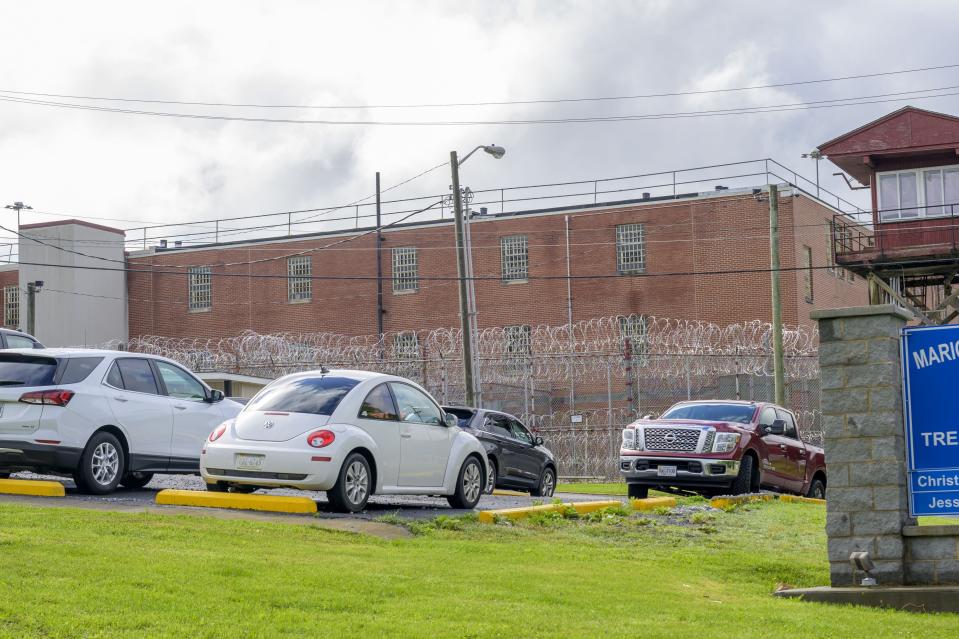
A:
75;432;124;495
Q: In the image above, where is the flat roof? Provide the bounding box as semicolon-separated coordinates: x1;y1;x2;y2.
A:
20;218;127;236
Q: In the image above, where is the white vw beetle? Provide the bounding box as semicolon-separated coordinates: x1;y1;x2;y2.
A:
201;369;489;512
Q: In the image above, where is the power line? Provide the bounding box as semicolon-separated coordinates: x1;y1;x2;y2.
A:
1;62;956;109
2;85;959;126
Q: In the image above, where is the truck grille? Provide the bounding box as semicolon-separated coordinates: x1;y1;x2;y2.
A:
642;428;700;452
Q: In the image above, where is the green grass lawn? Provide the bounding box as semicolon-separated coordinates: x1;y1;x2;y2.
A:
1;501;956;638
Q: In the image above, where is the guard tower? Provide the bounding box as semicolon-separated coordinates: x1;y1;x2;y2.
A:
822;106;959;324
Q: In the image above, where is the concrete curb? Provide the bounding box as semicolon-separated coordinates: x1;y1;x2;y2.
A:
491;489;528;497
778;494;826;505
478;499;622;523
710;493;776;509
630;496;677;511
156;489;318;514
0;478;65;497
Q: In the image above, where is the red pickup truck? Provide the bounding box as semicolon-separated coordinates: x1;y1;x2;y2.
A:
619;400;826;500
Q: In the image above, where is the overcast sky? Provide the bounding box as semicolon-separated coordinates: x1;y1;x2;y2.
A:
2;0;958;245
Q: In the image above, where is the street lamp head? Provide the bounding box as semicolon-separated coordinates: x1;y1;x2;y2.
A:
482;145;506;159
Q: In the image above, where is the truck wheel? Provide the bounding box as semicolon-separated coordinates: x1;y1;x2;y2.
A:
729;454;754;495
627;484;649;500
806;478;826;500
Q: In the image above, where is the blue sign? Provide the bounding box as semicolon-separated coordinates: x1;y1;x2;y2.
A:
902;325;959;516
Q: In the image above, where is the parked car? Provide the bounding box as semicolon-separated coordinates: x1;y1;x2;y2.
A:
201;369;489;513
0;328;43;349
0;349;243;492
443;406;557;497
619;400;826;500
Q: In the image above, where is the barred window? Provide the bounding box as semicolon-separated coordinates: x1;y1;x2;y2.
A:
287;256;312;302
619;314;648;363
4;285;19;328
616;223;646;274
188;266;212;310
500;234;528;282
392;247;418;293
393;332;419;360
504;324;532;357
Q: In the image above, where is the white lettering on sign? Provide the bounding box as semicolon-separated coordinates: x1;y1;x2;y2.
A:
917;474;959;487
913;340;959;370
920;431;959;447
928;496;959;509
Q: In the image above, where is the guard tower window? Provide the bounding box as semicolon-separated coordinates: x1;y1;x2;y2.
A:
878;167;959;221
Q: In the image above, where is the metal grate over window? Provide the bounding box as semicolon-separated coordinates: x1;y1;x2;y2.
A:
3;285;19;328
392;247;418;293
188;266;212;310
500;234;528;282
393;332;420;359
619;314;648;364
287;256;312;302
505;324;532;356
615;223;646;274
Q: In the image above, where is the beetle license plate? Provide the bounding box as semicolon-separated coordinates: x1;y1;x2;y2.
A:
235;454;264;471
657;465;677;477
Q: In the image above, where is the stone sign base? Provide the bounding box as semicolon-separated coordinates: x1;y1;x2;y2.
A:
775;585;959;614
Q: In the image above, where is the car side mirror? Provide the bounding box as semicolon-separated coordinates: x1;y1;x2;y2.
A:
208;389;225;403
444;413;458;428
764;419;786;436
534;435;544;446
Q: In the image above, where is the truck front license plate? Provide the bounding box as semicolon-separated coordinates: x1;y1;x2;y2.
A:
657;465;677;477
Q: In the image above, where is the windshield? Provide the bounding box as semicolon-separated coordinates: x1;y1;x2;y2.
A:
246;376;359;415
659;403;755;424
0;354;59;387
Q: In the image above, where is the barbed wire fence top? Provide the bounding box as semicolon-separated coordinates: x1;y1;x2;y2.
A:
112;314;822;479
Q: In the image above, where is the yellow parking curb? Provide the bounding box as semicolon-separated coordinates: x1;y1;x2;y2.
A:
0;478;65;497
710;493;776;509
156;489;317;514
492;489;528;497
630;496;677;511
478;499;621;524
779;494;826;505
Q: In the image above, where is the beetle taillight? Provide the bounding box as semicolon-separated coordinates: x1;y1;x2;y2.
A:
307;430;335;448
209;423;228;442
19;390;75;406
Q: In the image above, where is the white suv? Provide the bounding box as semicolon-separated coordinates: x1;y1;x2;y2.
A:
0;349;242;493
201;369;489;512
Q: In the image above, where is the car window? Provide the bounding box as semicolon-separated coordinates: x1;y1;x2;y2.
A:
5;335;36;349
389;383;442;425
59;357;104;384
105;361;124;388
247;376;359;415
776;408;799;439
509;419;533;445
116;358;160;395
758;407;777;428
442;407;475;428
485;414;513;438
155;361;207;401
659;403;756;424
359;383;399;421
0;353;58;386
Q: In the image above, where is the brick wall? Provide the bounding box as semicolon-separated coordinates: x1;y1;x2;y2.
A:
127;190;868;340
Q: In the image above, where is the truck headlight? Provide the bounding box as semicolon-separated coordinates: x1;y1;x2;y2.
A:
622;428;637;450
712;432;741;453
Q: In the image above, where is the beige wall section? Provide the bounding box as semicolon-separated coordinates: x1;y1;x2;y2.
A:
18;221;128;346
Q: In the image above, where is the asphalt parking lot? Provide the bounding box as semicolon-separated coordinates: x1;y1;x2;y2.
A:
5;472;621;520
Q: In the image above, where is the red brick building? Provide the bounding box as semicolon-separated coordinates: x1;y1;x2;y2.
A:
117;185;866;341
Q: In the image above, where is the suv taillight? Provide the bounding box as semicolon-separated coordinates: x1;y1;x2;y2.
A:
19;390;75;406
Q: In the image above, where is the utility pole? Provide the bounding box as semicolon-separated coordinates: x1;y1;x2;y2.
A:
4;201;32;233
769;184;786;405
450;150;475;406
375;172;384;341
26;280;43;336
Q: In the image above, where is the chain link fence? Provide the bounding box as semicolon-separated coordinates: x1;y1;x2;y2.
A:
114;315;821;480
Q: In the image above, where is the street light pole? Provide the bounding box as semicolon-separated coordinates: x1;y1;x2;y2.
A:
450;150;475;407
4;201;32;233
449;144;506;407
